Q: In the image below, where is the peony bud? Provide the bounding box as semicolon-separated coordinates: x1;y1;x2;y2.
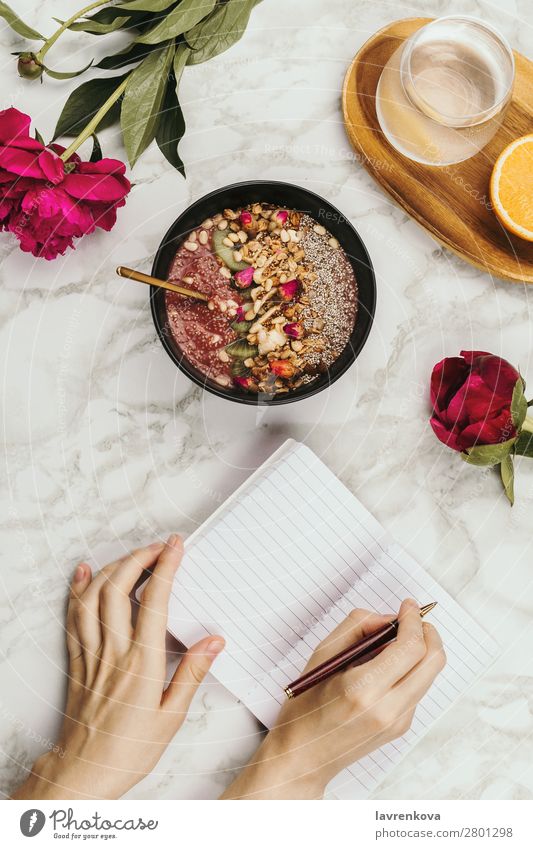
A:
283;321;304;339
278;278;301;301
233;266;255;288
17;52;43;80
270;360;296;378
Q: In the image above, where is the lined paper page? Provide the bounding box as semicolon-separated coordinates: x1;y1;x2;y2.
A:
163;440;498;799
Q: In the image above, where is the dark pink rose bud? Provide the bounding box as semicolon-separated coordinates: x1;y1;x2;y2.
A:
234;376;255;391
283;321;304;339
274;209;288;226
240;211;253;228
278;278;300;301
233;266;254;288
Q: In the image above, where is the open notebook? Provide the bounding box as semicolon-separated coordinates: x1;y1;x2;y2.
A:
145;440;498;799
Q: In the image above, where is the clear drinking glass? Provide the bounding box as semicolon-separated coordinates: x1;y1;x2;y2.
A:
375;16;515;166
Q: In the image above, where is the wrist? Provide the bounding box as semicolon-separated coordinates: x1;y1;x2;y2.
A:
222;732;327;800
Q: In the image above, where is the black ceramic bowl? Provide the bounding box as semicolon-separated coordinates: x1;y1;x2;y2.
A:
151;181;376;405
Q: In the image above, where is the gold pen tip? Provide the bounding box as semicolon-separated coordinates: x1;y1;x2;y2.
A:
420;602;437;617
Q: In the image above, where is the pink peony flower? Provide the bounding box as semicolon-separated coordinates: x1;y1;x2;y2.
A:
0;107;130;259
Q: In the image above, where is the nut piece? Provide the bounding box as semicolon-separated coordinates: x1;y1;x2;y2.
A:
313;224;326;235
219;267;231;279
217;219;228;230
198;230;208;245
184;241;198;252
208;300;215;311
218;349;230;363
214;374;231;387
328;237;339;249
201;218;214;229
222;236;233;247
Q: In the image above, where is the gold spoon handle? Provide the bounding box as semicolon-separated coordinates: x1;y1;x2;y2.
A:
116;266;208;302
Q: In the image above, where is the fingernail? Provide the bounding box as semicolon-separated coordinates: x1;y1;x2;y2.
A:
74;564;85;582
207;637;225;656
167;533;179;547
149;541;164;549
405;598;418;609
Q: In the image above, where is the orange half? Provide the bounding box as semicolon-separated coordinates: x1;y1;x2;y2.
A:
490;134;533;241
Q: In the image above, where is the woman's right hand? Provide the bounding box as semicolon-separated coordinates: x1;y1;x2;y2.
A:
222;598;446;799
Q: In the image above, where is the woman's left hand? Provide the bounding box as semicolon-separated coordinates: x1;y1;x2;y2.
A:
13;535;225;800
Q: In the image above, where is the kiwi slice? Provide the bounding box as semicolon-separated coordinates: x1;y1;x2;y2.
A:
230;360;251;378
212;228;249;272
225;339;258;360
231;320;252;336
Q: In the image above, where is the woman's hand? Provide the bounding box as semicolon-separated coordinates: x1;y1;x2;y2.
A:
13;535;224;800
222;598;445;799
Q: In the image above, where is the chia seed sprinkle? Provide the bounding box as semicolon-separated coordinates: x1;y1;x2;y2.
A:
299;215;358;377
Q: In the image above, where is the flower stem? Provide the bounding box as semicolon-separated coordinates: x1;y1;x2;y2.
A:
36;0;110;62
521;415;533;434
59;75;129;161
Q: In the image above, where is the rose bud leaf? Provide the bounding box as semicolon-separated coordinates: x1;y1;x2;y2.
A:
500;454;515;506
515;430;533;457
510;376;528;429
461;437;517;467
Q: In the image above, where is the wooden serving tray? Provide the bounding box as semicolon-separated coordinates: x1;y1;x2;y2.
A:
342;18;533;283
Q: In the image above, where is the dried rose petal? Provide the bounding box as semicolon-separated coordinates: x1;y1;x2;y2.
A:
283;321;304;339
278;278;300;301
274;209;288;226
270;360;296;378
233;266;254;288
233;376;255;391
240;211;253;228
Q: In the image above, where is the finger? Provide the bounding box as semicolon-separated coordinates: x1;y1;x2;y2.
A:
346;598;427;691
393;622;446;708
65;562;93;684
135;534;184;649
303;608;393;672
97;542;166;650
162;635;225;716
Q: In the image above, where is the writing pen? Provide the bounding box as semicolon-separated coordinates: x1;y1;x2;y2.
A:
284;602;437;699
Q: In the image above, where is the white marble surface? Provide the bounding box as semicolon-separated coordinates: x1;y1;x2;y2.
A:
1;0;533;801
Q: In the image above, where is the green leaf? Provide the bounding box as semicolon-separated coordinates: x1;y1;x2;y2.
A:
136;0;217;45
461;437;517;467
34;127;44;145
121;42;174;167
117;0;176;10
185;0;260;64
43;58;93;80
90;133;103;162
68;16;132;34
514;429;533;458
96;41;158;70
500;455;515;505
155;81;185;176
53;73;129;139
0;1;44;39
511;376;527;430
